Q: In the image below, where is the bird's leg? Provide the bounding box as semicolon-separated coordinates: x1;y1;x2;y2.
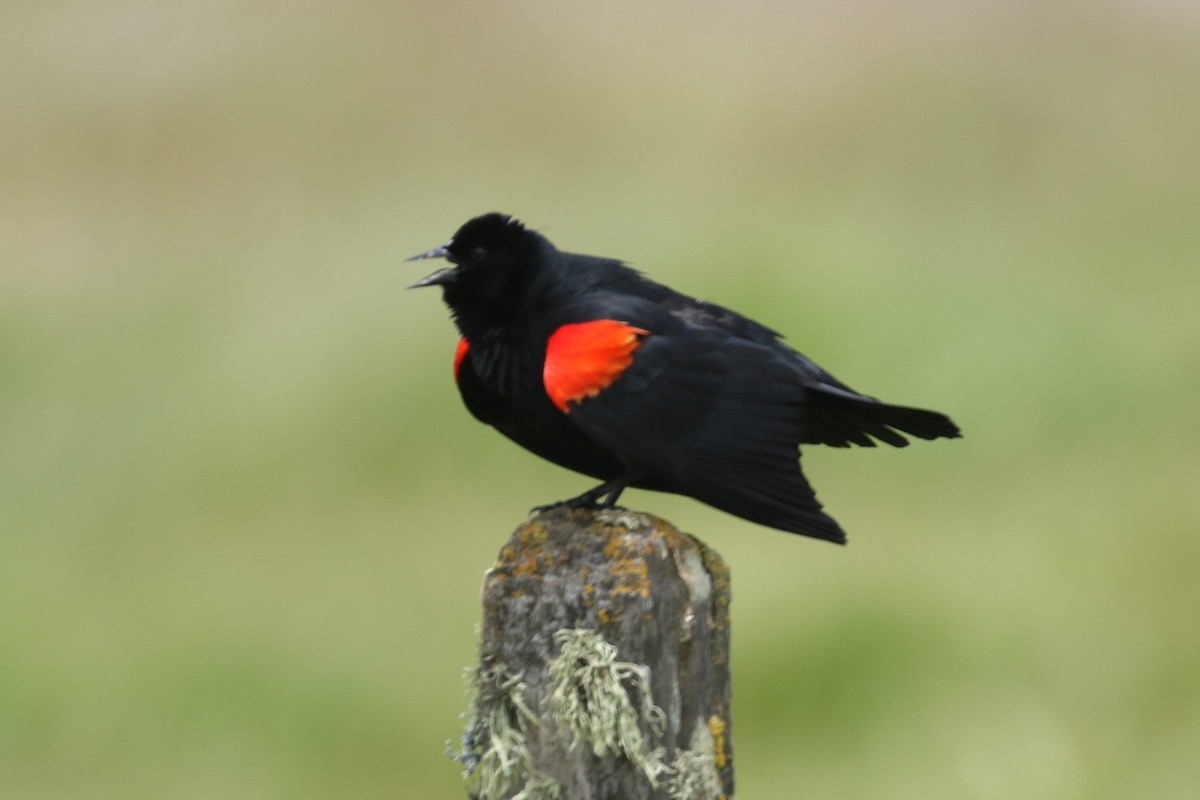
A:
531;474;637;514
593;478;626;508
530;482;614;513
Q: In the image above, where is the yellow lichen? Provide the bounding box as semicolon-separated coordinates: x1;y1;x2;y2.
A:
707;715;727;769
609;555;650;599
516;521;549;548
511;552;542;577
596;606;621;625
602;534;652;599
602;535;626;560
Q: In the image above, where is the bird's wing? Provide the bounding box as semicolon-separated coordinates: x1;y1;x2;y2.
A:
543;315;847;542
627;283;961;448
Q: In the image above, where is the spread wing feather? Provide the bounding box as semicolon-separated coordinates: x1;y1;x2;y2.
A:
560;330;848;543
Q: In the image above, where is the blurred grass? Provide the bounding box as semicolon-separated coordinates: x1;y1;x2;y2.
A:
3;1;1199;797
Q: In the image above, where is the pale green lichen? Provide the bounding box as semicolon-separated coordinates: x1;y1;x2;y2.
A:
547;628;666;785
663;747;722;800
509;774;561;800
594;508;653;531
660;710;724;800
450;664;561;800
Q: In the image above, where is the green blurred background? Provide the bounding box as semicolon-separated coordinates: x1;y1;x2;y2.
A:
3;1;1198;797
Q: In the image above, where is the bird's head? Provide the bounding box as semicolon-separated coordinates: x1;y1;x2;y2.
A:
407;213;546;325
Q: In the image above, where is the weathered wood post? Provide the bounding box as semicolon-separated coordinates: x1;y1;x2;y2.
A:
451;507;733;800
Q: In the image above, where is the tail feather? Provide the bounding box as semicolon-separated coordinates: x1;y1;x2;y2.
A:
867;401;962;441
805;383;962;448
696;476;848;544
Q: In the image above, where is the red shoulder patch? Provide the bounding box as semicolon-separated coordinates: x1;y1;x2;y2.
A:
453;337;470;383
543;320;649;413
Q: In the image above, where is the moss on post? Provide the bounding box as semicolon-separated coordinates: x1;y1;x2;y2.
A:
451;507;733;800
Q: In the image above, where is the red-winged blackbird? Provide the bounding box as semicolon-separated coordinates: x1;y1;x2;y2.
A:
409;213;960;544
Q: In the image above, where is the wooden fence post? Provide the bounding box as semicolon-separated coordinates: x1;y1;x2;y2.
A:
451;507;733;800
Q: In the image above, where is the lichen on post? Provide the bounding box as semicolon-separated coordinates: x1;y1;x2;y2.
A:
450;507;733;800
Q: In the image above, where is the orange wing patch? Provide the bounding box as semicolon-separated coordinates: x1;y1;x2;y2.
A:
453;337;470;383
544;320;649;413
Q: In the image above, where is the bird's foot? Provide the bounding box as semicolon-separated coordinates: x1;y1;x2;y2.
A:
530;478;631;516
530;491;605;515
529;501;630;518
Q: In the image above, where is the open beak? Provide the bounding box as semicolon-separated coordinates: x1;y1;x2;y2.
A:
405;241;457;288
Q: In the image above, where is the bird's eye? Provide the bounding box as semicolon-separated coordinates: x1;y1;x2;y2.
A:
471;246;487;261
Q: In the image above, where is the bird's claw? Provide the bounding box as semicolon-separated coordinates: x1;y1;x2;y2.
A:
530;500;571;515
529;476;634;517
530;496;602;515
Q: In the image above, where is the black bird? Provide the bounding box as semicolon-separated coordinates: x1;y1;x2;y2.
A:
408;213;960;543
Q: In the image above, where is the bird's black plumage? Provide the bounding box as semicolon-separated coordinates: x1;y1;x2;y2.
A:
408;212;960;544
